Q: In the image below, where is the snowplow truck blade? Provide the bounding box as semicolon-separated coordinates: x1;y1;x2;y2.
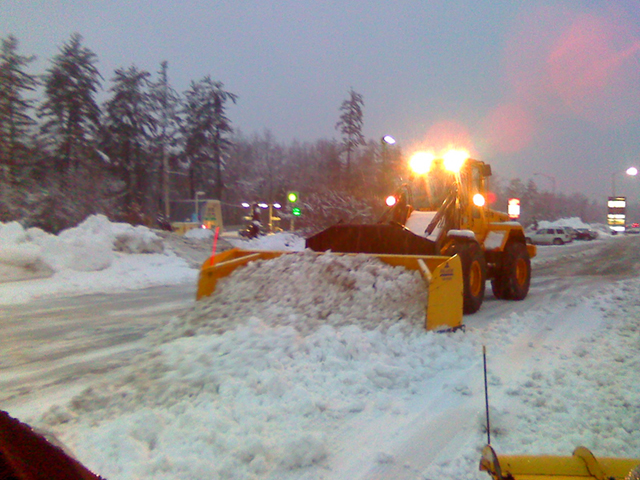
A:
197;247;463;331
480;445;640;480
305;223;438;255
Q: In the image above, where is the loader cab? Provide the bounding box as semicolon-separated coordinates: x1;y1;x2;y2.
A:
410;159;457;211
409;158;490;212
458;160;492;231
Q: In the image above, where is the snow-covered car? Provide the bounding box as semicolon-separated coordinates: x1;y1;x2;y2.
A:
526;227;573;245
574;228;598;240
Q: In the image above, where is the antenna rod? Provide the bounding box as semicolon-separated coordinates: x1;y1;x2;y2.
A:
483;345;491;445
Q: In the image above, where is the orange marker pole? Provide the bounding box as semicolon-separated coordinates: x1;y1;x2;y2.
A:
209;227;220;266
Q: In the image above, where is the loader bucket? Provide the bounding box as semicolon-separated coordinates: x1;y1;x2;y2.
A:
305;223;437;255
197;248;463;331
480;444;640;480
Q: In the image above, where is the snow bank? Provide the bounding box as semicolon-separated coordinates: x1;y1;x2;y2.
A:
227;232;305;251
0;215;194;304
530;217;615;236
184;227;213;240
0;215;163;274
537;217;590;230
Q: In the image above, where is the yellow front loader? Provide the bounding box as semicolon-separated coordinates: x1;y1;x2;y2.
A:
480;444;640;480
305;153;536;315
197;247;465;331
196;152;536;331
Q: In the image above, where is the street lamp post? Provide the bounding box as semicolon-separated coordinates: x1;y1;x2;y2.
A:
611;167;638;197
381;135;396;165
194;191;205;223
380;135;396;190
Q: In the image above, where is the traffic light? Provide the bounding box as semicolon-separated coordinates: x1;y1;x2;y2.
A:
287;191;301;216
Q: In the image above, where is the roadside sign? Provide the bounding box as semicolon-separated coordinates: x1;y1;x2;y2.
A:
202;200;224;230
607;196;626;232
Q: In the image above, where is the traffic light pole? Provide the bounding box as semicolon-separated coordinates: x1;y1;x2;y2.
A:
287;191;299;231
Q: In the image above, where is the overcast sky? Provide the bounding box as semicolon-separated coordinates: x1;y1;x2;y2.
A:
3;1;640;202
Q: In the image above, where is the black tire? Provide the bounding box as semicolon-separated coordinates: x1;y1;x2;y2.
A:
449;240;486;314
491;242;531;301
553;238;563;245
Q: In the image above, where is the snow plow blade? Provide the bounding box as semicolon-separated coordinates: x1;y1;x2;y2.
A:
197;247;463;331
305;223;438;255
480;445;640;480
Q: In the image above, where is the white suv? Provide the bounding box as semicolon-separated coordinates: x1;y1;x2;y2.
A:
526;227;573;245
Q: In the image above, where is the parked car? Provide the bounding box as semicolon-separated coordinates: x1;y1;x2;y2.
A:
526;227;574;245
563;226;578;240
574;228;598;240
626;223;640;234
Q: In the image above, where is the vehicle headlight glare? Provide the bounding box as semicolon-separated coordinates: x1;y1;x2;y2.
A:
473;193;485;207
409;152;435;175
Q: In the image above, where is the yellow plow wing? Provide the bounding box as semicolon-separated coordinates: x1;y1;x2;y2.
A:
196;248;463;331
480;445;640;480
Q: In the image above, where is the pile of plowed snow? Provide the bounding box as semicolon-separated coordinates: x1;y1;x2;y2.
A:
0;215;163;276
0;215;196;303
42;251;474;480
157;250;429;340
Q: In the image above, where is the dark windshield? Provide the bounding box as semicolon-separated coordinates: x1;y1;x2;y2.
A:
409;169;456;210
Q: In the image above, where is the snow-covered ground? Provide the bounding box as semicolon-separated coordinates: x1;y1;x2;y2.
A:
1;216;639;479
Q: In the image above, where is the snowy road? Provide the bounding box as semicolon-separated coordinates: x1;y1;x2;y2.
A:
0;283;196;419
2;234;639;479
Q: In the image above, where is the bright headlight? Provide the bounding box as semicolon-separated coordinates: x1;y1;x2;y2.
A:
443;149;469;173
473;193;485;207
385;195;397;207
409;151;435;175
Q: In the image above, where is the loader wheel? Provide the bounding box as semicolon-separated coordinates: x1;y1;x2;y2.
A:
491;242;531;301
450;240;486;314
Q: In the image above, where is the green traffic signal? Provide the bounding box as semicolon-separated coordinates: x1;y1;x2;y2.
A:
292;207;301;216
287;192;298;203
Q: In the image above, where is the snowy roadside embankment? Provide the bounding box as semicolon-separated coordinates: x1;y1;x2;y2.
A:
0;215;196;305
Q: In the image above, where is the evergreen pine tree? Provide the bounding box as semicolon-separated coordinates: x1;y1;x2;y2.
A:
35;34;107;232
39;33;102;175
0;35;38;183
182;76;237;200
335;88;365;181
102;65;156;222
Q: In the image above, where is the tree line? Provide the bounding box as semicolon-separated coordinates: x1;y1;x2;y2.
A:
0;34;242;232
0;34;605;233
